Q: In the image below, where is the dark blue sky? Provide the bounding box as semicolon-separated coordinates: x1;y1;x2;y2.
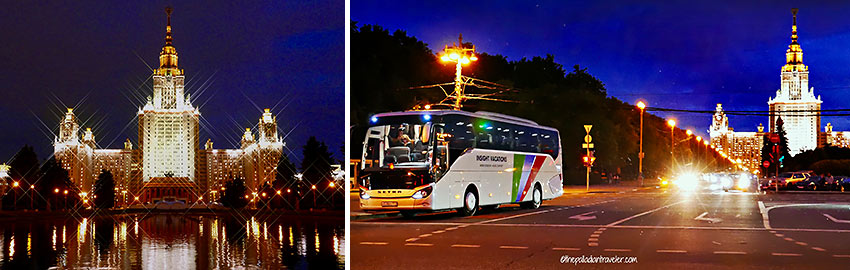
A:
353;0;850;138
0;1;343;166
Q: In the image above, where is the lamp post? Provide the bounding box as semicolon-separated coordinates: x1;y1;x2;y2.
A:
667;119;676;174
30;184;35;209
636;101;646;186
438;34;479;110
63;190;68;209
12;181;19;210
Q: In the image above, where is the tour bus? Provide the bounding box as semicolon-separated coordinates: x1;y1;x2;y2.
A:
358;110;563;217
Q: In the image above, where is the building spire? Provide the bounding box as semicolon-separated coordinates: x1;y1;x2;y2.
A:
165;6;173;46
782;8;805;72
157;6;181;76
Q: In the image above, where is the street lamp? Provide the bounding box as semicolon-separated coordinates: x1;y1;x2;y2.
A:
438;34;478;110
637;101;646;187
667;119;676;172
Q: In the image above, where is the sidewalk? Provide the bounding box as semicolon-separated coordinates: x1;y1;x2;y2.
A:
350;180;658;220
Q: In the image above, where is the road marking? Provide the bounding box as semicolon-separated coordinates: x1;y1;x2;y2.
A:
587;238;598;242
419;234;432;238
451;244;480;248
758;201;771;229
553;247;581;251
823;213;850;224
405;238;419;242
694;212;722;223
657;249;687;254
590;234;600;238
714;251;746;255
783;237;794;241
833;254;850;258
812;247;826;252
445;227;457;231
775;234;784;237
772;253;802;257
569;211;598;221
360;242;388;245
795;241;808;246
432;230;445;234
606;201;686;227
358;222;850;233
588;242;598;247
405;243;433;247
500;245;529;249
604;248;631;252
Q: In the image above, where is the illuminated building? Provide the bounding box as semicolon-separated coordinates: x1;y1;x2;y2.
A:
767;8;821;156
52;8;283;204
709;104;765;171
819;123;850;148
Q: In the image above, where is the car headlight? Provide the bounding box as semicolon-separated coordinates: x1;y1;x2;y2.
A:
360;190;370;200
737;178;750;189
411;186;433;199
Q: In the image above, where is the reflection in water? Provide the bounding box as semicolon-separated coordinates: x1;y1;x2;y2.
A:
0;215;344;269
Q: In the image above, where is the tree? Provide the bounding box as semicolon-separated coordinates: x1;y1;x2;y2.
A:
220;177;248;209
272;154;298;209
302;136;334;208
39;157;71;210
93;170;115;209
775;117;791;162
7;145;40;209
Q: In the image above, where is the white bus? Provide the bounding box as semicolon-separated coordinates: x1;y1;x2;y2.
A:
358;110;563;217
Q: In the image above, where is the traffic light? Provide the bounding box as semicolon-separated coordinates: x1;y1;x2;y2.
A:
582;156;596;167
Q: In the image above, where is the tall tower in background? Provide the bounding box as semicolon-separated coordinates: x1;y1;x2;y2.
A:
138;7;200;183
768;8;821;156
243;109;284;191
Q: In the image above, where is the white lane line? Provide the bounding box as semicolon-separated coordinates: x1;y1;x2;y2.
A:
775;234;784;237
445;227;457;231
553;247;581;251
419;234;432;238
823;213;850;224
405;238;419;242
606;201;687;227
360;222;850;233
833;254;850;258
794;241;808;246
432;230;445;234
812;247;826;252
657;249;687;254
405;243;433;247
451;244;480;248
588;242;599;247
758;201;771;229
360;242;389;245
587;238;598;242
783;237;794;241
604;248;632;252
714;251;747;255
590;234;600;238
500;245;529;249
473;199;617;226
772;253;802;257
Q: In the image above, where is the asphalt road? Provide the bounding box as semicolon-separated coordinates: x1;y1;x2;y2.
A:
351;187;850;269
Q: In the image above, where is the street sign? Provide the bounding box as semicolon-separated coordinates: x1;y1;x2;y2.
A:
582;143;594;148
763;161;770;168
584;125;592;133
584;135;592;143
770;134;780;144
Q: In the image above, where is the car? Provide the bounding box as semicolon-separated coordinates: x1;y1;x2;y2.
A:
766;172;810;190
722;172;757;192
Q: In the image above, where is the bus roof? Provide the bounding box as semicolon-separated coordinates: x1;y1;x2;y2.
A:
372;110;558;132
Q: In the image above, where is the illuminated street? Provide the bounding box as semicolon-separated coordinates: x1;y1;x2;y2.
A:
351;186;850;269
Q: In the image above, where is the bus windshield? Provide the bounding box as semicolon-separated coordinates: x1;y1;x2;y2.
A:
363;123;433;169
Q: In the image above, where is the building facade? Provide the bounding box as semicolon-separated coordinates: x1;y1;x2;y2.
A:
767;8;821;156
709;104;765;171
53;8;283;205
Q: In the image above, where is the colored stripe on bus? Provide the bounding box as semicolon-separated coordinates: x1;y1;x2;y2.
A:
520;156;546;201
512;154;524;202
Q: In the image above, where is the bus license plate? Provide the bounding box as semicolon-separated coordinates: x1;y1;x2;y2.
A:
381;201;398;207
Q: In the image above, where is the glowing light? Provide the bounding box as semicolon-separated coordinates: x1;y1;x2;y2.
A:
422;114;431;121
63;190;68;195
440;55;450;62
276;190;281;195
54;188;60;193
370;116;378;123
12;181;18;187
696;136;702;142
424;104;431;110
329;182;335;188
636;101;646;110
449;53;459;60
470;54;478;61
311;185;317;190
667;119;676;127
686;130;693;136
460;57;470;64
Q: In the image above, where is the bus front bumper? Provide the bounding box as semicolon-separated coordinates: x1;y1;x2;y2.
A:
360;196;433;211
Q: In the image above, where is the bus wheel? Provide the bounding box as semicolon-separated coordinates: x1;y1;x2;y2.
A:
400;210;416;219
460;188;479;216
522;185;542;209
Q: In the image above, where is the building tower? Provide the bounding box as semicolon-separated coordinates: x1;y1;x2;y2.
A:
138;7;200;185
53;108;95;193
709;103;730;139
768;8;821;155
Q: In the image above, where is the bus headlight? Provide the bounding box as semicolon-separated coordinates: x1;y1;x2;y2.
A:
412;186;433;199
737;178;750;189
360;190;370;200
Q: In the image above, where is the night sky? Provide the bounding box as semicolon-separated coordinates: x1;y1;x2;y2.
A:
0;1;343;166
353;0;850;138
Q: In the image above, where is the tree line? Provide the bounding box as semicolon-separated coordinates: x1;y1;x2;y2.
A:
350;23;732;184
